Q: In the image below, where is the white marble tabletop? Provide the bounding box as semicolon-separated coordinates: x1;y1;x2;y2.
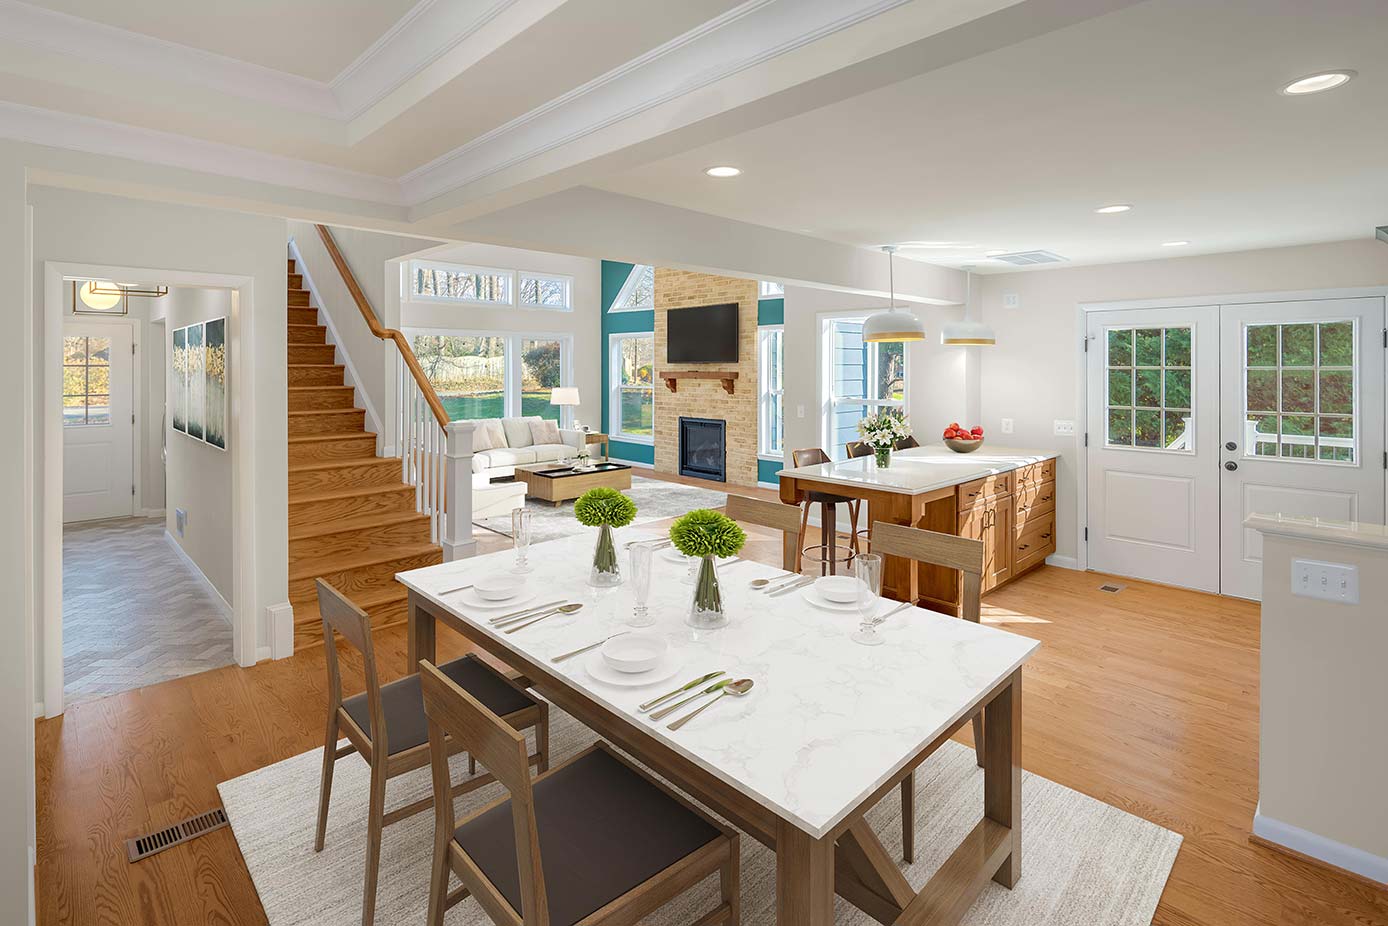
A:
777;445;1059;496
398;528;1039;839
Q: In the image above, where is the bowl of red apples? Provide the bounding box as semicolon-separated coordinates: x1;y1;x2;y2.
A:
943;422;985;453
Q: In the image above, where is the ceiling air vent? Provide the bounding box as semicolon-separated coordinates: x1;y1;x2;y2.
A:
991;250;1068;266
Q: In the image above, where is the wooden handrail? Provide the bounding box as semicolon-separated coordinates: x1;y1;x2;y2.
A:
314;224;450;429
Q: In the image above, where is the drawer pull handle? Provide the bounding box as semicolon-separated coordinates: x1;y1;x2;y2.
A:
1019;543;1029;551
1041;532;1052;539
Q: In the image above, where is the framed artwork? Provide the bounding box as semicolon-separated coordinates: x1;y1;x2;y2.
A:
170;317;227;450
172;326;188;434
204;318;226;450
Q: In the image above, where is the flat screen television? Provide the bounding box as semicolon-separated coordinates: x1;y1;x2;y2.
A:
667;302;739;363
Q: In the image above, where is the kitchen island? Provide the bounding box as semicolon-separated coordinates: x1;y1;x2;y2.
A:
779;446;1059;612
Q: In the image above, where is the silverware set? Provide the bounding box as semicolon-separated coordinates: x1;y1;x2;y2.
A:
865;601;912;627
483;599;584;634
551;631;628;663
639;671;756;730
765;575;814;597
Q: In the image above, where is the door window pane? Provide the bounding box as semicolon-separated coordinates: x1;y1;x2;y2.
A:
413;335;506;420
520;338;563;421
1102;325;1192;451
1243;321;1356;463
63;335;112;427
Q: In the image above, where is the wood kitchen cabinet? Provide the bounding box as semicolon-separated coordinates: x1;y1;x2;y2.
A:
955;458;1057;600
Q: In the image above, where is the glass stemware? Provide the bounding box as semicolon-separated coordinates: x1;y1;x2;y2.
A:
849;553;884;646
628;544;655;627
511;508;534;574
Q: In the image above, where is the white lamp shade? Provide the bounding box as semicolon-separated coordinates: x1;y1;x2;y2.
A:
550;387;581;406
862;308;926;343
78;280;122;311
941;319;997;346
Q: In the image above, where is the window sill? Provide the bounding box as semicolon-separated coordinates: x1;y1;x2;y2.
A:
758;453;784;463
611;434;655;446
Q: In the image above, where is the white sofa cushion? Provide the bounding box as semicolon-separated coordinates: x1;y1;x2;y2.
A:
473;479;527;520
501;416;542;449
528;418;562;445
529;443;573;464
463;419;495;452
477;447;537;470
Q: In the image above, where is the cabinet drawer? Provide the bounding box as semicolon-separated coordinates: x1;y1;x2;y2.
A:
958;471;1013;511
1014;512;1056;575
1014;481;1057;533
1016;458;1056;488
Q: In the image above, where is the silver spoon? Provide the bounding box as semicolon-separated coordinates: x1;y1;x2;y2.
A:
503;603;583;634
667;678;754;730
649;678;733;721
747;574;794;590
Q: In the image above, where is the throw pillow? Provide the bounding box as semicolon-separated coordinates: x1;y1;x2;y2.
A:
469;420;494;452
529;418;562;445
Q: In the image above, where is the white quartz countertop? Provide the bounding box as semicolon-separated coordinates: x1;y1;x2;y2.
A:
398;529;1039;838
1244;512;1388;552
777;445;1059;496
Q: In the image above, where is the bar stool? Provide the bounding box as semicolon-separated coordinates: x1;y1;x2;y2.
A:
843;442;874;554
791;447;860;575
894;435;920;450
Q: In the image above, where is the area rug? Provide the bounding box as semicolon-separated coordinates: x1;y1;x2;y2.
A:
219;707;1182;926
475;474;728;543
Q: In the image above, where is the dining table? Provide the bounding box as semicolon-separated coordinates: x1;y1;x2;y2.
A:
397;527;1039;925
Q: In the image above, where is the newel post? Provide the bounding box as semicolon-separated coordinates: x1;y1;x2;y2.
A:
442;420;475;562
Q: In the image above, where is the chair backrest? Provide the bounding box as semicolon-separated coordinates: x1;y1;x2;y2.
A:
894;435;920;450
792;447;830;468
420;660;548;923
316;579;387;753
725;493;801;534
844;440;871;459
868;522;984;623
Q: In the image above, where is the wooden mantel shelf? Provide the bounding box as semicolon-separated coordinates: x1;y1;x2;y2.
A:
659;370;739;395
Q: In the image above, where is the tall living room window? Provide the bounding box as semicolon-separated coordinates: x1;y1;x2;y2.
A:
822;317;906;459
758;326;784;458
411;332;571;422
610;333;654;442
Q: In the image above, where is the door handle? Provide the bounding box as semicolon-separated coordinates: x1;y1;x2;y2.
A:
1225;441;1237;451
1224;461;1238;471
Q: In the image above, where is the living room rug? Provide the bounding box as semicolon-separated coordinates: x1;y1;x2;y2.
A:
475;473;728;543
220;707;1182;926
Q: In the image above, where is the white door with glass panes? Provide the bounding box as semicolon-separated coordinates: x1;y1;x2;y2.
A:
1086;308;1221;591
63;324;134;522
1218;298;1385;599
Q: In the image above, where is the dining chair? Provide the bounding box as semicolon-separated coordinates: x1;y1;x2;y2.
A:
313;580;550;926
725;493;803;572
790;447;861;575
894;435;921;450
865;522;986;864
418;660;741;926
844;440;872;459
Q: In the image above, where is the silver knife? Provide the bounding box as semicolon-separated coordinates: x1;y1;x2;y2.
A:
639;671;726;712
768;576;815;598
649;680;732;721
437;582;474;595
487;599;564;625
761;573;808;594
552;632;628;663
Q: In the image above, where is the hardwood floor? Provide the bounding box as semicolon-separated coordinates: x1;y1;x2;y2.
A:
33;478;1388;925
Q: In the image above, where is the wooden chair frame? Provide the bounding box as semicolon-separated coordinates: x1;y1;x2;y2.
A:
724;494;802;571
867;521;987;864
419;660;740;926
313;579;550;926
790;447;862;574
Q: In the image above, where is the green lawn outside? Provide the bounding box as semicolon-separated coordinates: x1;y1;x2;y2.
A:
439;391;559;422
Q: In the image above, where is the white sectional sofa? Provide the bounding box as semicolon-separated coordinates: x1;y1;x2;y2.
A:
465;416;586;481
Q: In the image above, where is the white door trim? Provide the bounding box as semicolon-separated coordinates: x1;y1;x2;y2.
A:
1075;285;1388;585
40;261;258;718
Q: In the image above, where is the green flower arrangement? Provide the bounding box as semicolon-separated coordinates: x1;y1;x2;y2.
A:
575;487;636;583
669;509;747;558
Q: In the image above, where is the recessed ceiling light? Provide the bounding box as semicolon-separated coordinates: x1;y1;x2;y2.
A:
704;165;741;178
1161;240;1190;247
1095;204;1132;214
1280;70;1355;96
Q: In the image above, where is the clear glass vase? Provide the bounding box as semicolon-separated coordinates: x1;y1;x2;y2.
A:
685;554;728;629
874;446;892;468
589;524;622;587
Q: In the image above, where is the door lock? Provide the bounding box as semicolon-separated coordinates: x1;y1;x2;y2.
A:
1225;461;1238;471
1225;441;1237;451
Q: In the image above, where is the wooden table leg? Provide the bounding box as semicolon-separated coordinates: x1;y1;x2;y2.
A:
985;669;1022;887
822;502;838;576
407;591;436;669
776;820;835;926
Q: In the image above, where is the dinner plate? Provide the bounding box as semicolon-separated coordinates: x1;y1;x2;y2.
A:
584;648;685;688
799;584;882;614
451;586;538;611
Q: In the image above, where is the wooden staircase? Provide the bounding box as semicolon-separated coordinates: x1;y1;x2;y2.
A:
286;257;441;649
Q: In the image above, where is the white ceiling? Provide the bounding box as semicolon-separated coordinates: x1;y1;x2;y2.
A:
593;0;1388;269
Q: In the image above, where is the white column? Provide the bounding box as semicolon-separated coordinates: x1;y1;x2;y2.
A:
442;420;476;561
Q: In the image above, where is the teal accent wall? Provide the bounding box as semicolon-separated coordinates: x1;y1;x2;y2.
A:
600;260;654;464
757;458;783;485
757;296;784;326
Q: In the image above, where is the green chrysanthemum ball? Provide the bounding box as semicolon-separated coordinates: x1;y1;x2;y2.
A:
669;509;747;559
573;487;637;528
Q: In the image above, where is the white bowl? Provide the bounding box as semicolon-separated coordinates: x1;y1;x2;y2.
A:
601;634;668;674
815;575;860;603
474;573;528;601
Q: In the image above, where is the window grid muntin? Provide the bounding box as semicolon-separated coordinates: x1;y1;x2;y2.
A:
1243;320;1356;464
63;335;112;427
1104;326;1193;452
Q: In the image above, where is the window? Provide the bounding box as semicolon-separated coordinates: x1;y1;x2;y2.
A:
63;335;111;426
411;332;573;425
410;261;512;304
610;333;654;442
759;281;785;297
1104;326;1193;451
518;272;572;311
823;318;905;458
758;326;784;457
520;338;564;422
1243;320;1355;462
610;264;654;312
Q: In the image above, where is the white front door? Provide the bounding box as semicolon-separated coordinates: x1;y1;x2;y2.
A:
63;324;135;522
1086;308;1221;591
1218;297;1386;599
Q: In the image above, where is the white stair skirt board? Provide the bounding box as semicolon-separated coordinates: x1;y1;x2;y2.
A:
220;707;1183;926
1253;804;1388;886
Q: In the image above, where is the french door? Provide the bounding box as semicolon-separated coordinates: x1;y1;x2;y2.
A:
1087;295;1385;600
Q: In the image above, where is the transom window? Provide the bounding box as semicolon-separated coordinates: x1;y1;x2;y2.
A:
63;335;111;427
759;281;785;297
519;272;572;311
610;333;654;442
1243;320;1355;463
610;265;654;312
411;261;512;304
824;318;905;459
1105;326;1193;451
758;326;784;457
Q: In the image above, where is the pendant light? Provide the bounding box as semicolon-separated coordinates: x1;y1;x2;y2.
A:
940;266;996;346
862;246;926;342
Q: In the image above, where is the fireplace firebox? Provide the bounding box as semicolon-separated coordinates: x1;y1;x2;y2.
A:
678;417;726;482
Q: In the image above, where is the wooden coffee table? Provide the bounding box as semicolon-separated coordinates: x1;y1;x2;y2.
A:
514;461;632;506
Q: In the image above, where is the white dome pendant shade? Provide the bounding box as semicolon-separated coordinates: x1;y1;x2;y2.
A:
862;246;926;343
940;268;996;347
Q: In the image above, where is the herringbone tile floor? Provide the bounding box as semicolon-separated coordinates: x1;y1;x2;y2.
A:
63;516;234;703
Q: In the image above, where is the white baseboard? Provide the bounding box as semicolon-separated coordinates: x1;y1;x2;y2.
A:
1253;804;1388;885
608;455;653;469
1045;554;1079;570
33;701;44;719
139;507;165;518
267;601;294;660
254;645;272;662
163;530;233;624
757;481;779;490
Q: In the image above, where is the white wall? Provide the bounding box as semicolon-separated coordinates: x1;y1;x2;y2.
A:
163;287;235;603
401;243;603;428
143;313;167;512
976;238;1388;564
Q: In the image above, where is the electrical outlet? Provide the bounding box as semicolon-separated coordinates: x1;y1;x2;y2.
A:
796;404;806;418
1000;418;1014;434
1002;293;1020;309
175;508;187;537
1053;419;1076;436
1292;559;1359;604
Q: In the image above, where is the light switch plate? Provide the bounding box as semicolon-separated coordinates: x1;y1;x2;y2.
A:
1002;293;1020;309
1292;559;1359;604
1000;418;1015;434
175;508;187;537
1053;419;1076;436
796;404;806;418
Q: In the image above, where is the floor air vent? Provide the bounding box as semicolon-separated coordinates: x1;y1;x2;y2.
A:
991;250;1067;266
127;808;228;862
1098;582;1125;593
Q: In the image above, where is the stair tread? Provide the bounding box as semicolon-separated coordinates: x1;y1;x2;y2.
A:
289;543;440;581
288;385;355;392
288;430;376;444
289;408;363;416
293;584;408;624
289;482;413;505
288;457;398;473
287;323;324;329
289;509;428;542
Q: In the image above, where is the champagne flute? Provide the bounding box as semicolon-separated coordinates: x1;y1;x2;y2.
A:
511;508;534;574
849;553;884;646
628;544;655;627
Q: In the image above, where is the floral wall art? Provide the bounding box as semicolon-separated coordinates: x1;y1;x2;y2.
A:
170;317;228;451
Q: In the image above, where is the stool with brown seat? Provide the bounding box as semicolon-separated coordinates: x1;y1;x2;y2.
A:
894;435;920;450
790;447;861;575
